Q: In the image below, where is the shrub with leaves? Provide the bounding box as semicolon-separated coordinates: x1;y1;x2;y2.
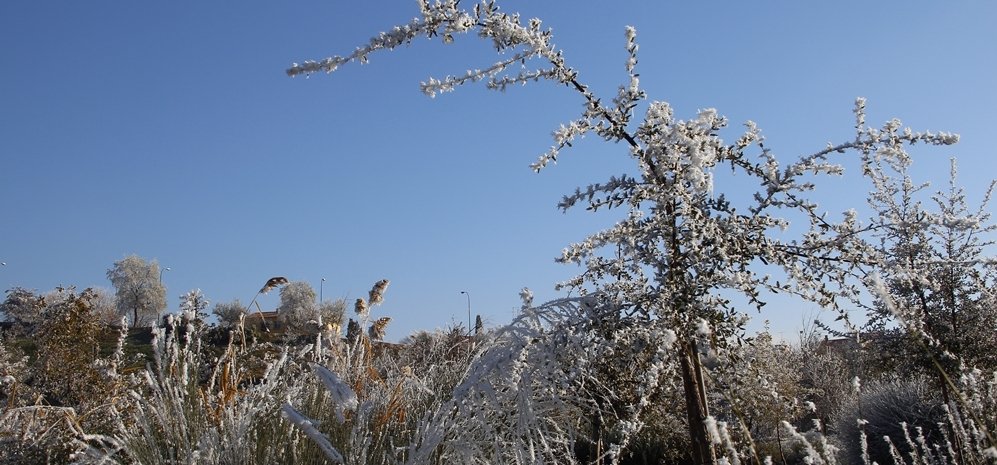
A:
33;288;109;408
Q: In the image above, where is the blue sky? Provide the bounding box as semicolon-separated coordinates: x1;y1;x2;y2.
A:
2;1;995;342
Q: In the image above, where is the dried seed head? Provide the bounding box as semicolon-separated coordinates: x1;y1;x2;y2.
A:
354;298;368;315
368;279;390;306
260;276;289;294
326;322;341;337
346;319;361;343
368;317;391;340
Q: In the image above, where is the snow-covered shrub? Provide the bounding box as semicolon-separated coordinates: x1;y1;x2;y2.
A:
212;299;247;329
0;287;46;335
25;288;110;409
0;406;84;465
834;377;944;465
951;367;997;464
74;314;305;464
280;279;476;465
778;420;842;465
0;290;132;464
796;324;856;434
0;332;35;410
396;325;484;412
394;293;679;464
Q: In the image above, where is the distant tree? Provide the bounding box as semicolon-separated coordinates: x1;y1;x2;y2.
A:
318;298;347;335
89;287;120;326
106;255;167;327
212;299;247;328
178;289;210;326
277;281;318;333
0;287;45;333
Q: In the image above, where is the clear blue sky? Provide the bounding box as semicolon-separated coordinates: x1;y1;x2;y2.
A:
2;1;995;341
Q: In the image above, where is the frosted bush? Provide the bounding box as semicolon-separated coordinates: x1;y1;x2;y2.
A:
285;1;979;463
834;377;944;465
73;315;306;465
397;294;680;464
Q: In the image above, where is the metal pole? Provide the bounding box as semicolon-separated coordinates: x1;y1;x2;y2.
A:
159;267;171;285
320;277;326;303
460;291;471;335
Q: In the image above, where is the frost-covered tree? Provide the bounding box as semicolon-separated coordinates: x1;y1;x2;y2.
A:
178;288;210;327
0;287;45;334
862;158;997;381
212;299;247;328
288;2;961;463
88;287;120;326
712;329;806;447
106;255;167;328
319;298;347;336
278;281;318;333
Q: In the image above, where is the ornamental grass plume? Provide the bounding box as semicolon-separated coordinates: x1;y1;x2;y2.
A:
260;276;289;295
354;298;368;315
368;279;389;307
346;319;362;344
368;317;391;341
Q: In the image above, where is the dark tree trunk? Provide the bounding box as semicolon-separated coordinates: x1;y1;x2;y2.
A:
680;338;716;465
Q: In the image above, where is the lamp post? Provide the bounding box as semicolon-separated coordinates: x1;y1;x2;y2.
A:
320;278;326;303
159;267;171;285
460;291;471;335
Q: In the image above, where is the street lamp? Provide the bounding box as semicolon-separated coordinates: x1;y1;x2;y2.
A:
460;291;471;335
320;278;326;303
159;267;171;285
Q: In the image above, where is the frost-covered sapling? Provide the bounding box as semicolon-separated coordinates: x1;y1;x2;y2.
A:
288;2;961;463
